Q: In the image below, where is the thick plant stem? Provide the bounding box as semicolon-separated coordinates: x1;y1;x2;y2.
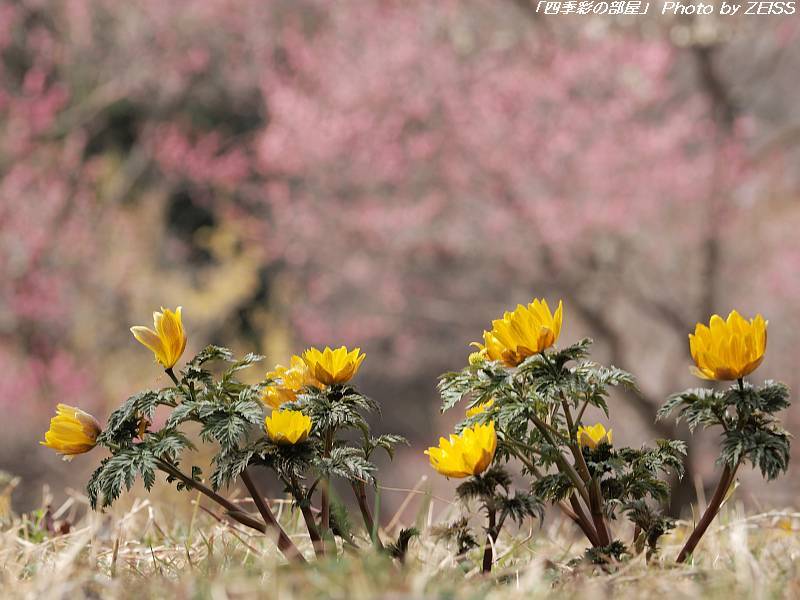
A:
507;441;597;544
561;398;612;546
240;468;306;563
156;460;253;523
588;479;612;546
482;510;497;574
286;474;324;557
165;368;180;386
155;460;305;563
319;428;334;547
506;437;598;546
676;463;737;563
561;398;577;438
352;481;382;549
530;416;591;507
299;504;325;557
568;494;601;547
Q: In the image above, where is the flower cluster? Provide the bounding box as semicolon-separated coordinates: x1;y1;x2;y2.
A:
40;299;790;572
432;298;790;570
42;306;405;565
262;355;318;409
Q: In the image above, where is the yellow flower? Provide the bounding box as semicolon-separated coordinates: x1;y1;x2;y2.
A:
466;399;494;418
468;349;487;366
131;306;188;369
40;404;101;458
425;422;497;478
473;299;563;367
302;346;366;386
577;423;613;449
265;410;312;445
689;310;768;381
263;355;319;409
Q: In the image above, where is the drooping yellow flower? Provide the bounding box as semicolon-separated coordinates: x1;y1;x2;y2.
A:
40;404;101;459
577;423;613;449
466;399;494;418
131;306;188;369
263;355;319;409
473;299;563;367
302;346;365;386
689;310;767;381
425;422;497;478
265;410;312;445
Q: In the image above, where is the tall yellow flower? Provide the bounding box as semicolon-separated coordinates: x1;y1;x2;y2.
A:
265;410;312;445
302;346;365;386
577;423;612;449
425;422;497;478
473;299;563;367
689;310;767;381
263;355;319;409
131;307;188;369
40;404;101;458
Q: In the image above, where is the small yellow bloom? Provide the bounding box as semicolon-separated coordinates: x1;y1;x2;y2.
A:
265;410;312;445
263;355;319;409
466;399;494;418
425;422;497;478
131;306;188;369
689;310;767;381
468;349;487;366
302;346;366;386
40;404;101;458
473;299;563;367
577;423;612;449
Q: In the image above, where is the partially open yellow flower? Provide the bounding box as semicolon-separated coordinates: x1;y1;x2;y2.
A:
131;306;188;369
265;410;312;445
468;349;487;366
473;299;563;367
689;310;768;381
577;423;612;449
466;399;494;418
302;346;365;386
40;404;101;459
263;355;319;409
425;422;497;478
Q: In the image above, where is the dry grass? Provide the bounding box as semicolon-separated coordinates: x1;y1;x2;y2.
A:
2;485;800;600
